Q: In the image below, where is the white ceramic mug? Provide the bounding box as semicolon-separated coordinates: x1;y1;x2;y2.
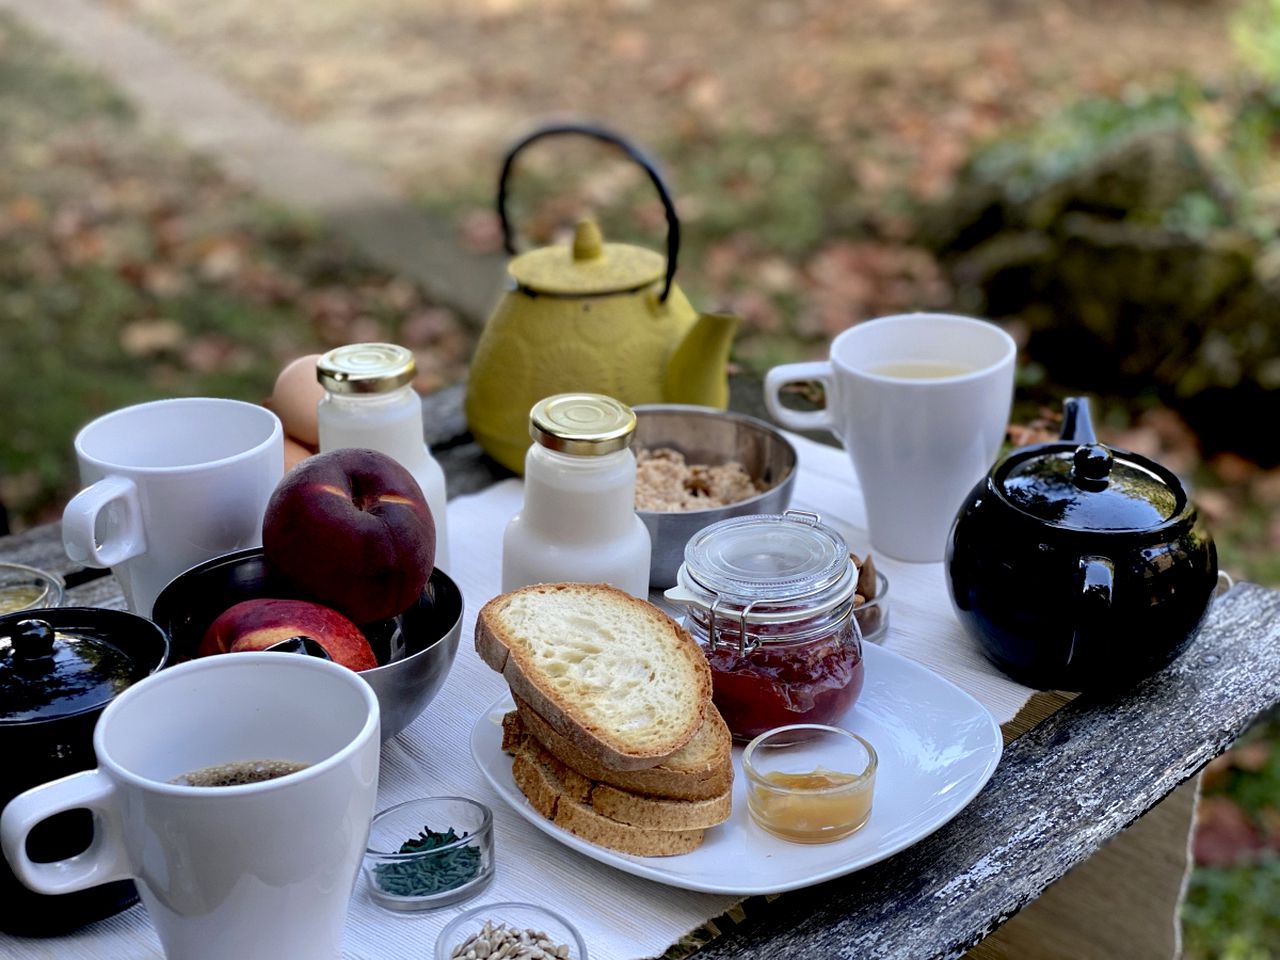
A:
1;654;380;960
764;313;1016;563
62;397;284;614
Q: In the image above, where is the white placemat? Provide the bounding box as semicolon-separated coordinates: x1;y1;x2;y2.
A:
3;433;1035;960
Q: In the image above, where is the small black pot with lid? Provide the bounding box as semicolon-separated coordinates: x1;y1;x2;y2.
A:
0;607;168;935
947;397;1219;692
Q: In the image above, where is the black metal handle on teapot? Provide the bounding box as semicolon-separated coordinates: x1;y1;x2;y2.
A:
496;122;681;303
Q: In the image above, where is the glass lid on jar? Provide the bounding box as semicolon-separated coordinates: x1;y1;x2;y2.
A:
680;512;853;607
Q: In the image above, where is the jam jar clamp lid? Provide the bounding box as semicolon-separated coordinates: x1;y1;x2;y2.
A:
670;511;857;628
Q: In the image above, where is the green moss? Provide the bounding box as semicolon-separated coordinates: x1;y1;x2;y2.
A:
1185;857;1280;959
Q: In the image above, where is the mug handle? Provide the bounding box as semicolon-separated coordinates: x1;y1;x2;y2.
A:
1;770;132;895
763;360;838;435
62;474;147;568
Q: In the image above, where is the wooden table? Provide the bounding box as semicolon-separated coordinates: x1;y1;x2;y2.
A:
5;382;1279;960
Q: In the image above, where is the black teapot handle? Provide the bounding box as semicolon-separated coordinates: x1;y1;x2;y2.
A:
496;122;680;303
1066;556;1114;668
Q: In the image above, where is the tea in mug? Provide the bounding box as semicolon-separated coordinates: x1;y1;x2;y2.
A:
170;759;309;788
867;361;974;380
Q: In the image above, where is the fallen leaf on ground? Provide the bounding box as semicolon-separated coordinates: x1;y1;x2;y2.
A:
1195;796;1263;867
1194;489;1236;525
120;318;185;356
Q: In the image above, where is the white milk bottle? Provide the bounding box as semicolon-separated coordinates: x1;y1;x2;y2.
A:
502;393;651;597
316;343;451;570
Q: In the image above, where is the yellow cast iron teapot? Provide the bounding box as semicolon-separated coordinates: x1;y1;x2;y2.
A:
465;124;737;473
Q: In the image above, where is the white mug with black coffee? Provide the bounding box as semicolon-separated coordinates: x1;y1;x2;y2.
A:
0;654;380;960
764;313;1016;563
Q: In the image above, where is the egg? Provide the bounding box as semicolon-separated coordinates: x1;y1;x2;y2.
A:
271;354;326;446
283;436;315;473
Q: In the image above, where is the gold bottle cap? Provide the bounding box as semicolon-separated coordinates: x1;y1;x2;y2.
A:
317;343;416;395
529;393;636;456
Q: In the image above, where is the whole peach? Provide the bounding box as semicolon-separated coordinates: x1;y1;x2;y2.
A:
262;448;435;623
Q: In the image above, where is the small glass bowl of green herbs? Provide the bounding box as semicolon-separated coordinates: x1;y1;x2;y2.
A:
364;797;495;911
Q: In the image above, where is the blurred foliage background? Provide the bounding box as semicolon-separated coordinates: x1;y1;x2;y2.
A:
1;0;1278;955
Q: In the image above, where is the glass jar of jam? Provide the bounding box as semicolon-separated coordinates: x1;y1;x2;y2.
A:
665;512;864;741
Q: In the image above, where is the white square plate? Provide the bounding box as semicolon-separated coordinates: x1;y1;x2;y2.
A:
470;642;1003;896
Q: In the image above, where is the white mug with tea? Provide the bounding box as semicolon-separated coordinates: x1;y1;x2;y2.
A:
0;653;380;960
764;313;1016;563
62;397;284;614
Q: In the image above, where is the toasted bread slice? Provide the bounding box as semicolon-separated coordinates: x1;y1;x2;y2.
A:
476;583;711;770
509;735;731;830
511;745;705;857
504;699;733;801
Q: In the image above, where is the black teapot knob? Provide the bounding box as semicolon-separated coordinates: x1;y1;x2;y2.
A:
11;619;55;660
1072;444;1114;486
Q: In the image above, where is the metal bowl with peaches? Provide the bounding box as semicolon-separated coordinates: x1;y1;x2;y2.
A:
151;548;462;740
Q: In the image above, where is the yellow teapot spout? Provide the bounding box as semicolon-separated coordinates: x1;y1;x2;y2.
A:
663;311;737;408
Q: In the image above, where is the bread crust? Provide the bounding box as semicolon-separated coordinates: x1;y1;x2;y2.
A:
511;747;706;857
511;736;731;830
476;583;711;770
506;700;733;801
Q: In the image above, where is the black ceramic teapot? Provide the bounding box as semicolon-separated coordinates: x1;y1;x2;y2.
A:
0;609;168;934
946;398;1219;692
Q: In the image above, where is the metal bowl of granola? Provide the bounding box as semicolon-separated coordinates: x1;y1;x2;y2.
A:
633;404;797;588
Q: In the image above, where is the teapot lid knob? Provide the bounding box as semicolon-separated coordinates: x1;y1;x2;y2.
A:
12;619;55;660
1072;443;1114;485
572;220;604;261
508;216;664;295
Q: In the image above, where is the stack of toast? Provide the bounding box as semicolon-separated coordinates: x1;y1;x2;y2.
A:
476;582;734;856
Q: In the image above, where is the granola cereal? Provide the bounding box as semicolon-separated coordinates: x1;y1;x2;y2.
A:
634;447;764;512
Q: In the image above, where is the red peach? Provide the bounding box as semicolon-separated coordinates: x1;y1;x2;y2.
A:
262;448;435;623
199;598;378;671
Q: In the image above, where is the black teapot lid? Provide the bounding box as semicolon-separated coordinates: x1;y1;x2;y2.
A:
0;610;166;723
997;398;1184;531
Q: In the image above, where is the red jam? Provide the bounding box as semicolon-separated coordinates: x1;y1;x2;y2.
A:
671;512;868;741
694;615;864;741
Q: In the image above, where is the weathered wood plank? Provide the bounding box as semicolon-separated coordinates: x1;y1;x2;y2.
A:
690;582;1280;960
423;382;514;499
966;778;1197;960
0;524;82;579
420;382;468;447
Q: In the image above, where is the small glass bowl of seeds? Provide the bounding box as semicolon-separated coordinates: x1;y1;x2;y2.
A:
435;902;588;960
365;797;495;911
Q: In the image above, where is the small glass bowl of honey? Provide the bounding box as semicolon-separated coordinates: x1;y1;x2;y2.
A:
0;563;64;614
742;723;877;843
